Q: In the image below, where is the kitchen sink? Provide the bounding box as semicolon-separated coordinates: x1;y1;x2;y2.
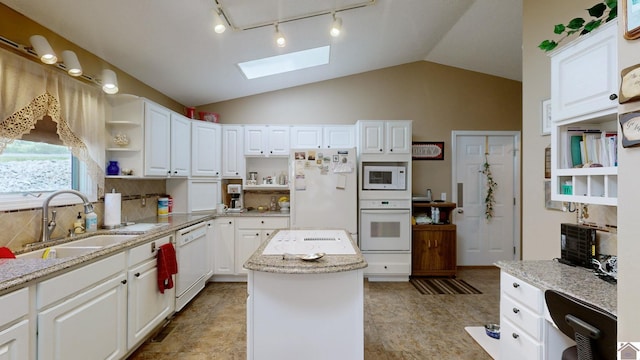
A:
17;246;102;260
61;234;137;247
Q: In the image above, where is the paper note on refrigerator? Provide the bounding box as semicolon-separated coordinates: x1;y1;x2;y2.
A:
336;174;347;189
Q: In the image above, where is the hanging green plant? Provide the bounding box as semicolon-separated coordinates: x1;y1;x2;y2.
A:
479;155;498;220
538;0;617;52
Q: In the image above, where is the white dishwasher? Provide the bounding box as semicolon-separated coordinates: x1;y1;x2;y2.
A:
174;222;208;311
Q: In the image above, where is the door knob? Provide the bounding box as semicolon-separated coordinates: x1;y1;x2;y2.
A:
457;209;464;214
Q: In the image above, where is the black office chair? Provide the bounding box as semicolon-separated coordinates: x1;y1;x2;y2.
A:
545;290;617;360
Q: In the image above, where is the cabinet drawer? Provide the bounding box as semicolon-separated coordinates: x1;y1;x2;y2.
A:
501;272;542;313
501;293;543;341
0;287;29;324
37;252;126;309
236;217;289;230
363;253;411;275
128;235;173;266
500;318;543;360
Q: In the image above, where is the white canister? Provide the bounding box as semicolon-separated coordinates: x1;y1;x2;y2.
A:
158;197;169;216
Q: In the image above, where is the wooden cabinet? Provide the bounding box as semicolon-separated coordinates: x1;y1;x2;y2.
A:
244;125;290;157
126;235;175;351
191;120;221;177
221;125;245;178
411;201;457;277
0;288;30;360
549;21;618;206
37;253;128;360
358;120;412;155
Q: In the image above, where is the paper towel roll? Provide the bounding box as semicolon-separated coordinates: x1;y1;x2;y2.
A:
104;193;122;227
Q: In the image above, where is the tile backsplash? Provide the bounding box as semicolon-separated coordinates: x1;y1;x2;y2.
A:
0;179;166;251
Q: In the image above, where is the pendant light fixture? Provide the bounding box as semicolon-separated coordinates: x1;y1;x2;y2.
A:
274;23;286;48
29;35;58;64
101;69;119;94
213;9;226;34
330;13;342;37
61;50;83;76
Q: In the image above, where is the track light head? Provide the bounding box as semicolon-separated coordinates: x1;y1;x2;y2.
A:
214;9;226;34
29;35;58;64
101;69;119;94
61;50;83;76
330;13;342;37
274;24;286;47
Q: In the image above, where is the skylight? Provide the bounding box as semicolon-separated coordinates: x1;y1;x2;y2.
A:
238;46;330;79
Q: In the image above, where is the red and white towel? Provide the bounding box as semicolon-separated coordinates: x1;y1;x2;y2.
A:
0;247;15;259
157;243;178;293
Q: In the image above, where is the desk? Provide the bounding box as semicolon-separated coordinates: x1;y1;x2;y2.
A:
495;260;616;359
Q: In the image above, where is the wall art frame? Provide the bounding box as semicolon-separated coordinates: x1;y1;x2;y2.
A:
619;111;640;148
624;0;640;40
412;141;444;160
541;99;552;135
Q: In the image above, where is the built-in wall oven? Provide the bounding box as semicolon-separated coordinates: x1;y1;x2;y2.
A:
174;222;208;311
359;199;411;252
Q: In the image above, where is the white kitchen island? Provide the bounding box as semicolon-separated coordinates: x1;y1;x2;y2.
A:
244;229;368;360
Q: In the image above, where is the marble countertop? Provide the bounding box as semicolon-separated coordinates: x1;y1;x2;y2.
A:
244;229;367;274
0;213;213;294
496;260;617;315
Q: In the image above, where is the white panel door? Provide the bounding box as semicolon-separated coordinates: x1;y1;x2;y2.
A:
267;126;290;156
170;113;191;177
291;126;322;149
244;126;266;156
191;121;221;177
454;133;519;265
323;126;355;149
222;125;245;178
0;320;29;360
144;102;171;176
385;121;411;154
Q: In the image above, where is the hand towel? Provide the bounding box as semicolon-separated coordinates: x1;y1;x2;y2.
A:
157;243;178;293
0;247;16;259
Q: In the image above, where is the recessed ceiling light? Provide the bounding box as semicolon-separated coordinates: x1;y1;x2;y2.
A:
238;46;331;80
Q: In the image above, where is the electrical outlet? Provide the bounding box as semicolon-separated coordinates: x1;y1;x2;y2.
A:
141;194;146;207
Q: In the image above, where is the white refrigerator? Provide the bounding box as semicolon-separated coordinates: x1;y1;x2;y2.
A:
289;148;358;237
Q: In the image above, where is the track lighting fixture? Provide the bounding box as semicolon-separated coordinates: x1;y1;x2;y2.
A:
274;24;286;48
29;35;57;64
213;9;226;34
330;13;342;37
61;50;83;76
101;69;119;94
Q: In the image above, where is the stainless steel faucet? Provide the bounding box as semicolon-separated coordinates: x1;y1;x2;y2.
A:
41;190;94;242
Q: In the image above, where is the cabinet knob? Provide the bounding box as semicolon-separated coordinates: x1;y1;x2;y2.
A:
260;151;263;154
512;307;520;314
270;150;273;154
512;282;520;288
384;265;388;269
261;220;264;224
609;93;618;100
135;272;141;278
167;171;171;175
174;171;178;174
255;233;259;236
121;279;127;285
512;333;519;339
228;221;232;224
379;149;383;152
390;149;393;152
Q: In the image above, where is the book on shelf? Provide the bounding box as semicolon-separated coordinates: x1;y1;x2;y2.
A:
562;129;617;169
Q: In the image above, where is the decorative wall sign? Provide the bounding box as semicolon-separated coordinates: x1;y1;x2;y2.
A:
619;111;640;148
412;141;444;160
623;0;640;40
541;99;552;135
620;63;640;103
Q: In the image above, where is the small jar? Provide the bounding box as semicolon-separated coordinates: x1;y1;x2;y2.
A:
270;196;277;211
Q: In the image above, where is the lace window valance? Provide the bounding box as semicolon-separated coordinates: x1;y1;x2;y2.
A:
0;46;106;196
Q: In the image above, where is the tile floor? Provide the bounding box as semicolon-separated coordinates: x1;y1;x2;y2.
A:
127;267;500;360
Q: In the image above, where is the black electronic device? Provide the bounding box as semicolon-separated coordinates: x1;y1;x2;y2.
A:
560;223;596;268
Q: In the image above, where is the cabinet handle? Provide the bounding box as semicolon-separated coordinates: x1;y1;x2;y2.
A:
379;149;383;152
167;171;171;175
512;282;520;288
384;265;388;269
512;307;520;314
609;93;618;100
174;171;178;174
151;242;156;253
270;150;273;154
261;220;264;224
260;150;263;154
135;272;141;277
427;240;431;248
390;149;393;152
512;333;519;339
228;221;232;224
255;233;259;236
121;279;127;285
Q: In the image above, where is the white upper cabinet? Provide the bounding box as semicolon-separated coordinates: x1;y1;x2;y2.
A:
358;120;412;155
144;102;172;176
323;125;355;149
244;125;290;156
290;126;323;149
191;121;221;177
169;113;191;177
550;21;618;124
222;125;245;178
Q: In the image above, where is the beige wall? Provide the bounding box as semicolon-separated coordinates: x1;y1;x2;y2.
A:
199;61;522;197
0;4;183;112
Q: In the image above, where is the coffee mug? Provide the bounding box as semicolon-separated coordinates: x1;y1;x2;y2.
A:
216;203;228;213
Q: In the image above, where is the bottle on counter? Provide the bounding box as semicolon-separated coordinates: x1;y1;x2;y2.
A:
85;211;98;232
73;212;85;234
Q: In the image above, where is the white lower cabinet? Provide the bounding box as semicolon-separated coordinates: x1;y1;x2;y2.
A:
127;235;175;351
213;217;236;275
235;217;289;275
37;253;128;360
362;253;411;280
0;287;31;360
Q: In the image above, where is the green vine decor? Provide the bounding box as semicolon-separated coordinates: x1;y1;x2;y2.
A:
479;155;498;220
538;0;617;52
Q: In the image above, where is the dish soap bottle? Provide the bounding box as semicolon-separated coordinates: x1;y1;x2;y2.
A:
73;212;85;234
85;211;98;232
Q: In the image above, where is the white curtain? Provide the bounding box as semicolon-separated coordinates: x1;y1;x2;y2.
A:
0;47;106;196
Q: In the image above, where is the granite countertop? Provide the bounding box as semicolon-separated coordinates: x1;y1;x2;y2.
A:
0;213;214;294
216;209;290;217
244;229;367;274
496;260;617;315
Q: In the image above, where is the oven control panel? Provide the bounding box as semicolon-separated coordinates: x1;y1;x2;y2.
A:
359;199;411;209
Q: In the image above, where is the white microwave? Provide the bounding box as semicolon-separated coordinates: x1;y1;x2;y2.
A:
363;165;407;190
